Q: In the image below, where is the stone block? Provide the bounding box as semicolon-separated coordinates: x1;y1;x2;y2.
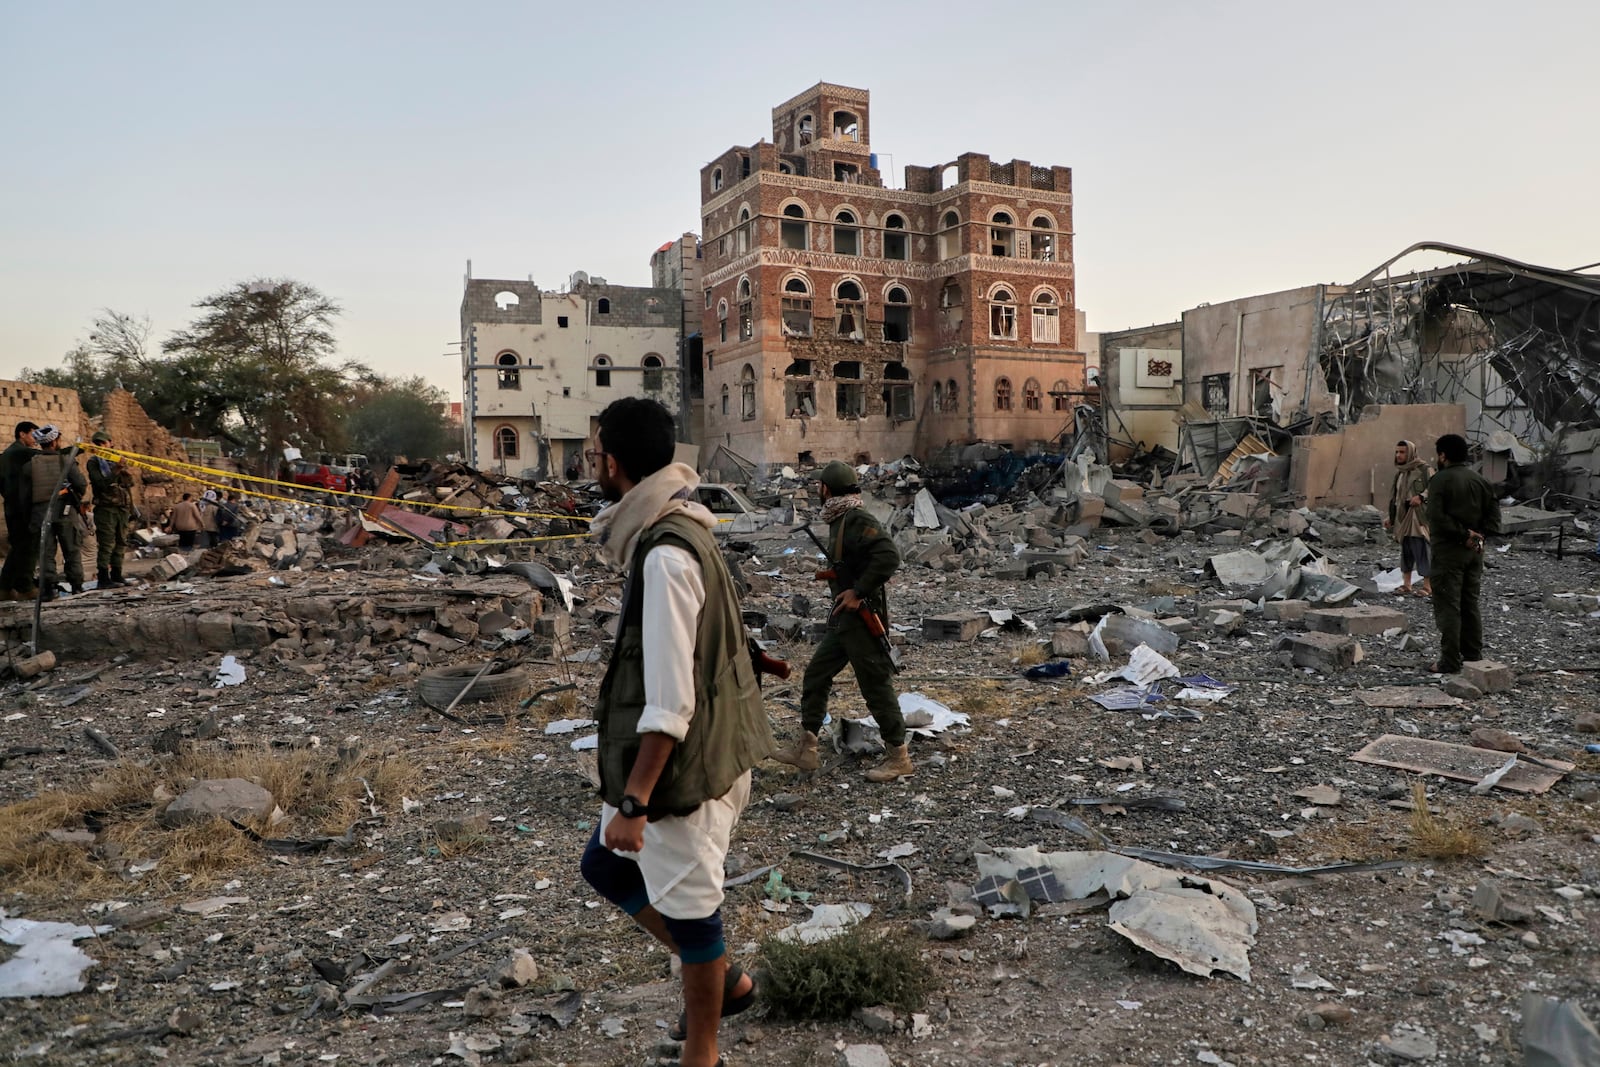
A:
1076;494;1104;528
1442;676;1483;701
1220;493;1259;518
161;778;275;828
923;613;986;642
1305;605;1408;636
838;1047;893;1067
991;561;1029;581
1050;629;1089;658
1212;529;1243;545
1461;659;1513;693
195;612;237;650
1284;632;1362;672
1104;479;1144;504
534;613;571;639
1263;599;1308;623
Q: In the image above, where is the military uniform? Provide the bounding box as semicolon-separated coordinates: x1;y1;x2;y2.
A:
26;446;88;598
87;439;134;586
0;436;41;598
1424;462;1501;673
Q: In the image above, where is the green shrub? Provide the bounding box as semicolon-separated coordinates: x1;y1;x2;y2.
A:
758;925;934;1021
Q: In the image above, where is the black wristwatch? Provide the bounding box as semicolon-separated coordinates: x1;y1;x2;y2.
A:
619;794;650;819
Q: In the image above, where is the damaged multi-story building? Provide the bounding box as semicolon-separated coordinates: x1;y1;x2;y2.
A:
697;83;1089;470
459;270;682;478
1099;242;1600;509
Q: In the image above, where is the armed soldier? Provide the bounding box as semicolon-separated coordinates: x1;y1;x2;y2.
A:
87;431;135;588
772;460;912;782
24;425;88;600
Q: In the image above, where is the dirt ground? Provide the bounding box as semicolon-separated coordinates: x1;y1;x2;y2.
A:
2;523;1598;1067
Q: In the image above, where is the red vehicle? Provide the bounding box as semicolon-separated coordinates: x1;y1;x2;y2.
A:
290;460;351;493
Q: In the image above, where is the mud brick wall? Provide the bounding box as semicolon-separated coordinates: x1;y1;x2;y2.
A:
98;388;205;515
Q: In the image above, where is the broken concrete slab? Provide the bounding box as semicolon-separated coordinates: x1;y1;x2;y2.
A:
923;613;986;642
161;778;276;828
1350;735;1572;794
1282;632;1363;672
1356;687;1462;709
1305;605;1408;636
1461;659;1514;693
1262;599;1308;623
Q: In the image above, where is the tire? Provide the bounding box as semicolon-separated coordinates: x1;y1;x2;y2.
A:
417;664;531;710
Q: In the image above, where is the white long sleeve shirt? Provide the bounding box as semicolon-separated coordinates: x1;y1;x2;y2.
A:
634;544;705;741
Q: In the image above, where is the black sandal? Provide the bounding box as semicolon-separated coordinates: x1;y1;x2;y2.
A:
667;963;756;1041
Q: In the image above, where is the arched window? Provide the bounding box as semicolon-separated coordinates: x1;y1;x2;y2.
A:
988;288;1017;340
720;383;730;416
1023;378;1042;412
493;425;518;459
781;203;808;250
938;209;961;260
994;377;1013;412
737;277;751;300
496;351;520;390
883;213;908;260
833;209;859;256
711;167;723;193
739;364;757;421
944;378;959;413
737;276;753;340
797;113;814;146
594;355;612;389
832;110;860;141
834;280;864;341
1030;214;1056;261
884;285;911;342
642;353;665;391
989;210;1016;258
1051;379;1070;412
1031;288;1060;344
597;297;611;315
932;380;943;411
717;298;729;343
778;161;793;175
781;275;812;337
882;361;913;420
736;208;751;254
939;280;963;341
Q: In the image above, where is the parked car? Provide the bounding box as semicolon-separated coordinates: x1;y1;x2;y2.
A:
694;484;768;531
290;460;352;493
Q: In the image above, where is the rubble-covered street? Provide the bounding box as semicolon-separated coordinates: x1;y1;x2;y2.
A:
2;466;1598;1067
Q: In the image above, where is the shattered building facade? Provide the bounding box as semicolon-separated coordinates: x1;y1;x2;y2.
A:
1100;244;1600;509
459;272;682;479
698;83;1088;470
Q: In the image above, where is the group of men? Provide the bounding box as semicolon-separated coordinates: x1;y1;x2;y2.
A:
1386;432;1503;675
0;421;136;601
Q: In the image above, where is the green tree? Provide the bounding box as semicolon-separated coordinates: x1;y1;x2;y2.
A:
162;279;367;465
343;377;454;466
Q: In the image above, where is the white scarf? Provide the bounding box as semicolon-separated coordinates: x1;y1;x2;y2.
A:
589;463;716;570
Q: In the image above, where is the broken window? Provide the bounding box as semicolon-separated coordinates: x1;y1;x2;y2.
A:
594;355;611;388
778;161;793;175
1023;377;1042;412
717;299;728;343
642;354;665;392
944;378;959;413
1030;215;1055;261
883;214;908;260
740;363;757;420
737;277;752;340
884;286;911;343
834;162;858;183
1252;367;1281;419
597;297;611;315
989;289;1017;340
1052;379;1070;412
939;280;963;341
932;380;943;412
937;210;961;260
833;110;860;141
833;210;859;256
1202;372;1230;414
720;384;729;416
784;360;816;418
711;168;723;193
1032;290;1060;344
989;211;1016;257
995;377;1013;411
494;425;518;459
834;360;865;418
493;290;519;311
496;352;520;390
739;153;751;179
558;316;569;328
835;280;865;341
781;204;808;250
882;361;913;421
797;113;814;146
781;282;813;337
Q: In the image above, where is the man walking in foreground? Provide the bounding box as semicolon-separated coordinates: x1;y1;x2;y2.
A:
1384;440;1432;598
578;397;772;1067
772;460;913;782
1425;433;1501;674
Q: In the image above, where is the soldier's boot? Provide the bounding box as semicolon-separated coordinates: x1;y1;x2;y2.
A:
96;568;110;588
770;730;820;772
69;583;84;596
864;743;914;783
106;567;128;588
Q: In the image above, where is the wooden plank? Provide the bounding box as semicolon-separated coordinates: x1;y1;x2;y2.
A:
349;467;402;549
1349;734;1572;795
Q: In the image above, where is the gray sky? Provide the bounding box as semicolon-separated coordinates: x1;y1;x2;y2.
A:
3;0;1595;396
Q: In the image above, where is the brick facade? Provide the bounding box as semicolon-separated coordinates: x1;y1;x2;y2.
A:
698;83;1086;470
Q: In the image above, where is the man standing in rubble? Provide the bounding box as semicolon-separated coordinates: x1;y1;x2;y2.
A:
0;421;40;601
24;425;88;600
578;397;772;1067
88;431;134;588
1384;440;1432;598
1425;433;1501;675
772;460;913;782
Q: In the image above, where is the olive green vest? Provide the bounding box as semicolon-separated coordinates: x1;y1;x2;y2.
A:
597;512;775;817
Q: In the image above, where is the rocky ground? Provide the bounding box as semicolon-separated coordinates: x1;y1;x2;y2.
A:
1;507;1599;1067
